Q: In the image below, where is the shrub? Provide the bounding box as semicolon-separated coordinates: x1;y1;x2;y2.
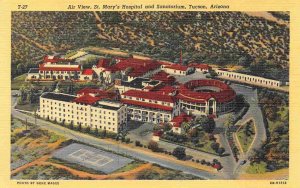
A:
210;142;220;151
148;141;160;152
135;140;141;147
125;138;130;143
217;147;225;156
196;159;199;163
172;147;186;160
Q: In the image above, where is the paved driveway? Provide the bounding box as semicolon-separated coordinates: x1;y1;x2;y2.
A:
229;84;266;177
11;95;219;179
126;121;154;145
174;72;207;84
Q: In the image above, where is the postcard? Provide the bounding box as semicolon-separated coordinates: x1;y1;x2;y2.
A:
0;0;299;187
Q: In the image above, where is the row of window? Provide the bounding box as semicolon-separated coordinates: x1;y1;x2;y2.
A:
122;96;172;106
40;71;80;74
218;72;280;86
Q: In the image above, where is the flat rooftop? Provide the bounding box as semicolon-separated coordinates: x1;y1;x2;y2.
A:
41;92;77;102
121;77;151;89
28;68;39;74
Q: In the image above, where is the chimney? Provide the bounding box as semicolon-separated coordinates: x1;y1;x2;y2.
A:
180;49;182;65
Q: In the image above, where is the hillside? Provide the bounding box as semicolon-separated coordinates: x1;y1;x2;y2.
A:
11;11;289;80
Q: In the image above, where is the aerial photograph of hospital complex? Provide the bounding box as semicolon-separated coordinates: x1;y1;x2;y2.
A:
11;11;289;180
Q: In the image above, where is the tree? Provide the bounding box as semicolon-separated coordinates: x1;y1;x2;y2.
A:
182;122;191;132
217;147;225;156
172;147;186;160
148;140;159;152
163;123;172;132
135;140;141;147
187;128;198;138
224;114;234;129
19;84;27;102
17;63;25;74
196;116;215;133
210;142;220;151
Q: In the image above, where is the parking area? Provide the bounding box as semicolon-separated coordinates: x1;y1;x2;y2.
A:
52;143;133;174
174;72;207;84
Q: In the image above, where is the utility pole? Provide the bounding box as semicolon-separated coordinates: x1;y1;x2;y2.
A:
25;118;28;131
34;111;37;126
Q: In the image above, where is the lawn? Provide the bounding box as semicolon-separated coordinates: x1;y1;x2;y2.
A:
246;162;267;174
15;102;39;112
11;74;29;90
11;73;55;90
236;120;255;153
268;106;288;133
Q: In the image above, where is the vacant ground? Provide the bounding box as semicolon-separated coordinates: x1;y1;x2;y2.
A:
239;168;288;180
12;147;201;180
11;118;66;171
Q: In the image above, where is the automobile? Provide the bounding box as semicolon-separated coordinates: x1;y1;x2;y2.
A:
240;160;247;165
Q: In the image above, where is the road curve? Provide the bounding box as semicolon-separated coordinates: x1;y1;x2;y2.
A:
11;94;221;179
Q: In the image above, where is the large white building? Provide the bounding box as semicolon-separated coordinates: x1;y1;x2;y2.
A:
38;91;127;133
120;88;181;123
27;55;95;82
114;77;161;94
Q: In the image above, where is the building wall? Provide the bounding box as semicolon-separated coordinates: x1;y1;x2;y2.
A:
215;69;282;87
127;106;173;123
38;70;82;80
79;74;93;81
38;95;126;133
164;68;187;76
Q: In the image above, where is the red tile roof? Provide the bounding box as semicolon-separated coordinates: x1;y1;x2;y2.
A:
154;85;176;95
39;63;81;71
97;59;111;68
164;64;188;71
73;94;101;105
82;69;94;75
97;58;161;76
122;89;175;103
188;63;211;69
177;80;236;103
74;88;116;105
113;58;161;77
171;113;193;127
43;55;67;63
121;99;173;112
151;71;176;85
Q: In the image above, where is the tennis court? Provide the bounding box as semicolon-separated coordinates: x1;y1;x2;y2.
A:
52;143;133;174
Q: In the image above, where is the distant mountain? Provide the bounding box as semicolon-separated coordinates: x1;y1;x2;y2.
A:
11;11;289;80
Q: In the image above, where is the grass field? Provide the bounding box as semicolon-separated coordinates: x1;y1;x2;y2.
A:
15;103;39;112
236;120;255;153
11;73;55;90
11;74;29;90
246;162;268;174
